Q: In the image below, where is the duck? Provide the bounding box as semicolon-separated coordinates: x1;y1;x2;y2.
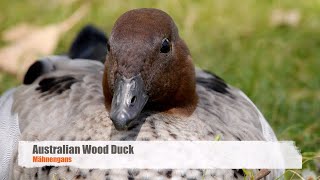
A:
0;8;282;180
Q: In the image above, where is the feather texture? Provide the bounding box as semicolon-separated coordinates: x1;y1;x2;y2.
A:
0;57;283;179
0;88;20;180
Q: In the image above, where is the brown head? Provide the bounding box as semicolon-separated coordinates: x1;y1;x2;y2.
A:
103;8;198;130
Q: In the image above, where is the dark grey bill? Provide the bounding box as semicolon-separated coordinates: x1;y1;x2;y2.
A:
110;74;148;130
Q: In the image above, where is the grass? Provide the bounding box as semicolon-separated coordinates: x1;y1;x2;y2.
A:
0;0;319;178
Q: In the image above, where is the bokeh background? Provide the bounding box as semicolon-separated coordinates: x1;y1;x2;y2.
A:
0;0;319;178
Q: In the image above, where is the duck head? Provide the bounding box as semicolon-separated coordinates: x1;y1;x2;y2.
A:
103;8;198;130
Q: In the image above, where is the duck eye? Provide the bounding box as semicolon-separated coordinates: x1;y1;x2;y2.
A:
160;38;171;53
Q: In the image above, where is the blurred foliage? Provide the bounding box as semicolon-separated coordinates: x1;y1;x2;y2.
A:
0;0;319;177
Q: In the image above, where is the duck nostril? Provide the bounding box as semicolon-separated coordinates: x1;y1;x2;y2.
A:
130;96;136;105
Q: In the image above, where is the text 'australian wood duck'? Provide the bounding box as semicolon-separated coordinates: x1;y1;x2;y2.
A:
0;8;282;180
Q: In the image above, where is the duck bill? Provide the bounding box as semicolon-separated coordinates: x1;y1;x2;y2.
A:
110;74;148;131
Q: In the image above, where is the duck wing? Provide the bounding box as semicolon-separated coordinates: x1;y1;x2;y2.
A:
13;57;105;134
195;68;278;142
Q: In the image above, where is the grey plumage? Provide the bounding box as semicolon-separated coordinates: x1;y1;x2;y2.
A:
0;57;282;179
0;88;19;180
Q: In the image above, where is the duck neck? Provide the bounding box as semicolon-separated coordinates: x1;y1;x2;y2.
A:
102;66;112;110
162;80;198;117
147;65;198;116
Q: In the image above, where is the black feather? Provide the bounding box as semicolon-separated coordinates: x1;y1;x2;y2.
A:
36;76;78;96
23;61;46;85
196;70;230;95
69;25;108;63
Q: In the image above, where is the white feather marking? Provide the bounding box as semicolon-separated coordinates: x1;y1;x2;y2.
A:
238;90;277;141
0;88;20;180
238;91;285;179
41;55;104;72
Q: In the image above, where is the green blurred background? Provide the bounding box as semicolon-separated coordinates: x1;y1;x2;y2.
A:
0;0;319;178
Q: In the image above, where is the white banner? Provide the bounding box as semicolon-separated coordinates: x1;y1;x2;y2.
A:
18;141;301;169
